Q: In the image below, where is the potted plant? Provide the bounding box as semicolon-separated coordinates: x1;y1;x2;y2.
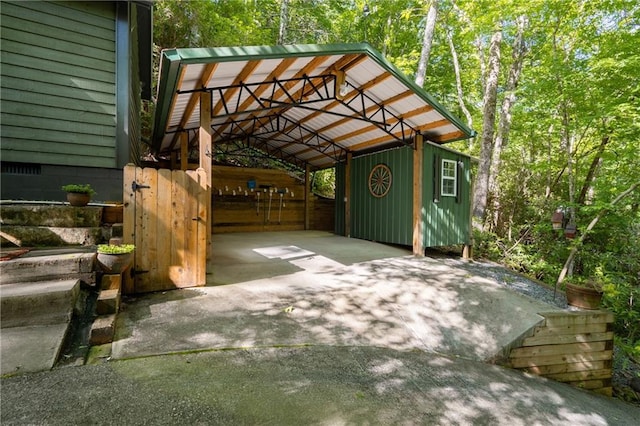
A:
62;184;96;207
96;243;135;274
565;277;604;310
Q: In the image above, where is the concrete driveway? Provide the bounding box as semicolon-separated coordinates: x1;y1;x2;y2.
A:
3;231;638;425
112;231;557;362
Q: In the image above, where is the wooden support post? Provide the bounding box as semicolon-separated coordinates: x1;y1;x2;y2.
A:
199;91;213;260
463;178;474;259
180;132;188;171
304;164;311;230
412;134;424;256
344;152;352;238
170;151;178;170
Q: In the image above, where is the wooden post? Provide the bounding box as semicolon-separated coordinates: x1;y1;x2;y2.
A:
412;134;424;256
199;92;212;187
463;177;474;259
199;91;213;260
344;152;352;238
170;151;177;170
304;164;311;230
180;132;188;171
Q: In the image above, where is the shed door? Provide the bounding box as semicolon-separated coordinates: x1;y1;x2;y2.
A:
123;165;208;293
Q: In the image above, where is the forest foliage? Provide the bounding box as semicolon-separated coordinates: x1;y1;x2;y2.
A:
152;0;640;354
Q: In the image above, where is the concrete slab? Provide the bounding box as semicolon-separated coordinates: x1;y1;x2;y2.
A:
113;231;557;362
0;323;69;376
3;346;639;424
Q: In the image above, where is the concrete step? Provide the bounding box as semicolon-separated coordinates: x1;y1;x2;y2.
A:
0;225;104;247
0;205;103;227
0;279;81;328
1;323;71;376
0;250;96;285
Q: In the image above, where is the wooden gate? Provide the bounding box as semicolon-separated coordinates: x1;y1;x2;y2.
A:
123;165;209;294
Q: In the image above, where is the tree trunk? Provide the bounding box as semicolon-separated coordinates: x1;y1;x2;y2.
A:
488;16;528;232
446;28;473;129
415;1;438;87
278;0;289;45
472;28;502;226
577;133;610;205
555;181;640;293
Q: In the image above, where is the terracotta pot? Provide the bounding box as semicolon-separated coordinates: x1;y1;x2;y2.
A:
565;282;603;310
97;252;134;274
67;192;91;207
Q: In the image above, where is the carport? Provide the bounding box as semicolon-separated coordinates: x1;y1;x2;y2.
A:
128;43;474;293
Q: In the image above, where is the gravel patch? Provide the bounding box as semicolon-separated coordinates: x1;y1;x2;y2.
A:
429;254;640;407
431;256;567;309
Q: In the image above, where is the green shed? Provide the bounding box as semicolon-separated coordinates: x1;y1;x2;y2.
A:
335;143;472;250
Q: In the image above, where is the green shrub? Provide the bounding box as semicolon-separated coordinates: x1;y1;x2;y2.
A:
97;244;135;254
61;184;96;195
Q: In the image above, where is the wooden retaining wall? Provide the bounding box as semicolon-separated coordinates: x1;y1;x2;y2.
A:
508;311;614;396
211;165;334;233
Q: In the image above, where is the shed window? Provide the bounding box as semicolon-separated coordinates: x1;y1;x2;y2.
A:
441;160;457;197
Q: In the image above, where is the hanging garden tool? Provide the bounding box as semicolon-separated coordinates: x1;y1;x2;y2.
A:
277;189;285;224
267;189;273;222
256;191;260;215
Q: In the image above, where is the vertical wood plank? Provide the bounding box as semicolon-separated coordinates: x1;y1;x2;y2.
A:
122;164;136;295
134;167;145;293
122;164;136;245
156;169;173;286
413;134;424;256
184;170;198;287
138;168;158;293
171;170;188;286
196;168;208;286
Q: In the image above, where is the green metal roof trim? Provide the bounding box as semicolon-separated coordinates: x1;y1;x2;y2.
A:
152;43;476;168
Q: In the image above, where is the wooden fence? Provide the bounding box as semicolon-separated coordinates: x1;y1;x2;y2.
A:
507;310;614;396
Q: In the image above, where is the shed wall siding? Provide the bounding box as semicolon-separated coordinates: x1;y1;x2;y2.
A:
423;144;471;247
350;147;413;246
0;1;117;168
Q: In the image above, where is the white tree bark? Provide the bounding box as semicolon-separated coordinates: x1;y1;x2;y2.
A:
446;28;473;129
472;28;502;225
415;1;438;87
278;0;289;45
488;16;528;232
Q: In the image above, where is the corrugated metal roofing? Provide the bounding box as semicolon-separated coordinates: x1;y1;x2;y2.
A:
152;43;475;170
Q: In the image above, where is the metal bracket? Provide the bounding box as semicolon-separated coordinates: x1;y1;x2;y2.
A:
130;268;149;276
132;181;151;192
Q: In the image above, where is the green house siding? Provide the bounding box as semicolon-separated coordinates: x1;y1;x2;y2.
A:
350;147;414;246
423;144;471;247
0;1;117;168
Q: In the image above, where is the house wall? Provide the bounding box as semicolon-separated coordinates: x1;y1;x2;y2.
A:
335;143;471;249
1;1;118;168
0;1;149;202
